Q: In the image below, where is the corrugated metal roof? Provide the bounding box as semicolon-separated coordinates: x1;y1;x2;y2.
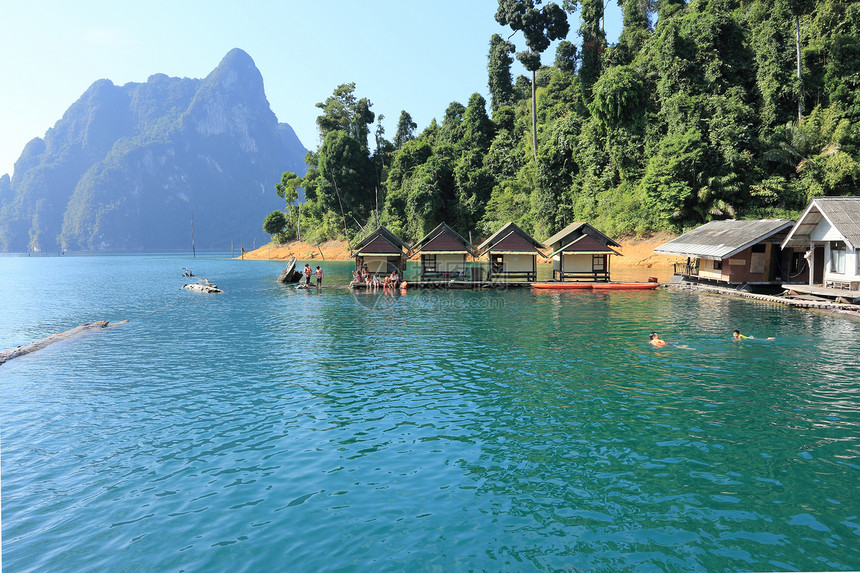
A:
816;197;860;248
782;197;860;249
654;219;795;260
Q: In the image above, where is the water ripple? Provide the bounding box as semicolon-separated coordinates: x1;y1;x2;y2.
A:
2;259;860;571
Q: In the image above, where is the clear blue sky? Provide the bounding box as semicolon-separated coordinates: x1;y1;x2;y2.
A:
0;1;622;177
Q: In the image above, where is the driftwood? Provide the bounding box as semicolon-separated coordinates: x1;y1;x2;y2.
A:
277;257;302;283
0;320;128;366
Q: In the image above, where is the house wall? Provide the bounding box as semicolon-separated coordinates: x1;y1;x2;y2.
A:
723;244;775;283
694;244;778;283
698;259;724;281
562;253;593;272
804;218;860;286
361;256;394;274
434;254;466;272
811;223;844;243
501;254;534;272
823;242;860;285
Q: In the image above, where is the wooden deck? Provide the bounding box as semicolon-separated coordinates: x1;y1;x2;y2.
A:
669;282;860;312
782;284;860;301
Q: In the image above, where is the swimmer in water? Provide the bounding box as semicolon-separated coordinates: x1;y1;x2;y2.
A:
733;329;775;340
649;332;669;347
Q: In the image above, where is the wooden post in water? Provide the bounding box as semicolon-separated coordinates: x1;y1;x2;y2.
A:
191;213;196;258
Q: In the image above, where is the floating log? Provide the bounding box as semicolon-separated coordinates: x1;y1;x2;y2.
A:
182;280;223;293
0;320;128;366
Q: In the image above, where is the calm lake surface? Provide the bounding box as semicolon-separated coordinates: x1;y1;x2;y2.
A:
2;254;859;572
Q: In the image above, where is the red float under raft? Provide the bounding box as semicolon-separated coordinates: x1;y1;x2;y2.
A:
530;282;659;291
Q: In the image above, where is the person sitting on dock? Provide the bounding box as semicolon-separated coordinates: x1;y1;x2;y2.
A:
649;332;669;347
383;275;392;289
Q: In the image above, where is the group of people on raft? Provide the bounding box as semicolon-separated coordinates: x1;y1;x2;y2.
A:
649;330;775;347
352;264;401;290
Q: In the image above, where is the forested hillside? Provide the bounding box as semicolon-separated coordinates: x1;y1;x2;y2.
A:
267;0;859;246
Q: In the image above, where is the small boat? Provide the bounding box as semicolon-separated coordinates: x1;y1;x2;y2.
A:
531;282;659;291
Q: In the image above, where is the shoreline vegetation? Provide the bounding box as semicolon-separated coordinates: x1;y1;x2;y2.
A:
258;2;859;259
238;234;684;271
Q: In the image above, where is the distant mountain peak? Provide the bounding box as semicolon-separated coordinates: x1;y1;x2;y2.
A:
0;49;307;253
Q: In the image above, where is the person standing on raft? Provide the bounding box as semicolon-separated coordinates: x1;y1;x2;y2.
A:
315;266;323;289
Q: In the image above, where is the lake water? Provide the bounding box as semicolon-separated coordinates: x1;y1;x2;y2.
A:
2;254;859;572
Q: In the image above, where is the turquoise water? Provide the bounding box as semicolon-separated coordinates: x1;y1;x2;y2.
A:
2;255;859;572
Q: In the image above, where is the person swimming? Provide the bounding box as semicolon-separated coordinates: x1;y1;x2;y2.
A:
733;329;774;340
649;332;668;347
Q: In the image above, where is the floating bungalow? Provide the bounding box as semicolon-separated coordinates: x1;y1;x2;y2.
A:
543;222;621;282
781;197;860;292
410;222;477;281
476;222;545;282
654;219;797;288
351;226;408;276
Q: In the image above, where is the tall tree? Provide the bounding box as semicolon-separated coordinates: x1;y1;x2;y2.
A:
275;171;302;239
488;34;517;112
569;0;606;101
315;83;375;150
394;110;418;148
615;0;652;65
554;40;578;73
782;0;816;121
496;0;570;159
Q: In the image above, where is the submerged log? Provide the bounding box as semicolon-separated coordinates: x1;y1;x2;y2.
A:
0;320;128;366
182;278;223;293
182;282;223;293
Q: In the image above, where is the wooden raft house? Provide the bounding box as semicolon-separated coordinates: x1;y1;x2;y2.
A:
543;222;621;282
476;222;545;282
410;223;477;281
781;197;860;297
351;226;408;277
654;219;797;289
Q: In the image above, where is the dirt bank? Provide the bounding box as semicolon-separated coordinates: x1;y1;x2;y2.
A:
239;233;683;270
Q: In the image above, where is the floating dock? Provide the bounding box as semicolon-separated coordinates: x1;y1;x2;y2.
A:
668;282;860;315
350;281;533;290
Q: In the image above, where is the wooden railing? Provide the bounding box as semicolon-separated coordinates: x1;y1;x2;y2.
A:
488;270;537;282
421;270;466;280
673;263;698;276
553;270;610;282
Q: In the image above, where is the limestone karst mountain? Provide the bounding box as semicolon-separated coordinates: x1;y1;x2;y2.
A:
0;48;307;252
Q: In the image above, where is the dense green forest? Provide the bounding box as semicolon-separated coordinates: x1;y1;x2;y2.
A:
263;0;860;246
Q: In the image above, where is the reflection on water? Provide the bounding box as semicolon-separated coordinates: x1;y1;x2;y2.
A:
1;256;859;571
